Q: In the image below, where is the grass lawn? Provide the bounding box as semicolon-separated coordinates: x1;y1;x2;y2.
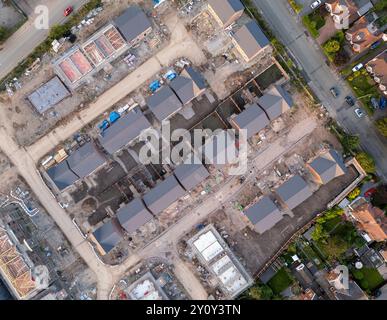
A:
267;268;294;294
301;244;325;269
323;216;342;233
347;70;381;115
302;12;326;38
353;268;384;291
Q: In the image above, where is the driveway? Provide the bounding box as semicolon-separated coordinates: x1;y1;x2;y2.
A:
253;0;387;181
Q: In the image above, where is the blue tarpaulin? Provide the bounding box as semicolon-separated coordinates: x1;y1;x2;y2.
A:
380;97;387;109
99;119;110;132
149;80;161;93
109;111;121;124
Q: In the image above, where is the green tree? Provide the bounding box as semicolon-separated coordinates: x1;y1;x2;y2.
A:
0;26;8;42
356;152;376;174
375;117;387;137
312;224;329;243
348;187;361;201
341;134;360;152
244;284;274;300
324;39;341;53
352;269;364;280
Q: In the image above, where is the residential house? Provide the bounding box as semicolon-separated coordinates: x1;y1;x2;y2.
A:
243;196;284;234
325;0;374;26
345;15;383;53
170;67;207;105
366;50;387;95
231;21;271;63
207;0;244;28
325;267;368;300
116;198;153;235
307;149;347;185
275;175;313;210
146;86;183;122
114;6;152;46
257;85;293;121
174;159;210;192
98;109;151;154
229;103;270;139
143;175;186;215
91;218;124;256
47;142;106;191
350;202;387;242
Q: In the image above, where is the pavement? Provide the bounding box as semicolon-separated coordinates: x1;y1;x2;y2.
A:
0;0;88;80
254;0;387;181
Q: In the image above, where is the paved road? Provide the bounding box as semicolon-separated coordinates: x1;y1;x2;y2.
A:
254;0;387;181
0;0;87;80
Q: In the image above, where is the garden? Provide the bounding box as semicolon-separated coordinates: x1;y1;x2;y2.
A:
351;267;384;291
302;9;326;38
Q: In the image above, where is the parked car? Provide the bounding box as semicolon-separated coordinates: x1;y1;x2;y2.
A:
345;96;355;106
370;40;382;50
355;108;365;118
310;0;322;9
64;6;73;17
330;87;339;97
371;97;379;109
352;63;363;72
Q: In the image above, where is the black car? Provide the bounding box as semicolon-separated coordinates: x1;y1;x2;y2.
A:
345;96;355;106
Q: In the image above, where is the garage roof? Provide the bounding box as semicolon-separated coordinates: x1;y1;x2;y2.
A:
232;103;269;138
146;86;182;122
276;175;313;210
116;198;153;235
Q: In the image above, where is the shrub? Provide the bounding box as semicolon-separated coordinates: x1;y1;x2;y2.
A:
375;117;387;137
356;152;376;174
348;188;361;201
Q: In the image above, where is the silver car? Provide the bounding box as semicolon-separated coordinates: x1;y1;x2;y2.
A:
310;0;322;9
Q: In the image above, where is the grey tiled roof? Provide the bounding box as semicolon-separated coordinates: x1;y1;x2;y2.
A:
257;85;292;120
232;103;269;138
309;149;347;184
47;161;78;191
116;198;153;235
114;6;152;43
146;86;183;122
276;175;313;210
233;21;270;60
208;0;244;25
174;161;209;191
143;175;186;215
98;109;151;154
67;142;106;178
170;67;206;104
244;196;283;234
92;219;123;254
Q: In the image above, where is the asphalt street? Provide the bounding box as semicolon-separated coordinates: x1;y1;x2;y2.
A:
0;0;87;80
254;0;387;181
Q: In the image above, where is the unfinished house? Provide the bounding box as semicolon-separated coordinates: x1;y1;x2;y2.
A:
116;198;153;235
229;103;269;139
198;131;236;168
143;175;186;215
146;86;183;122
173;161;210;192
243;196;284;234
27;76;71;114
170;67;207;105
366;50;387;96
325;0;374;26
114;6;152;46
231;20;270;62
257;85;293;121
46;142;106;191
207;0;244;28
66;142;106;179
345;15;382;53
275;175;313;210
307;149;347;185
91;218;124;255
98;109;152;154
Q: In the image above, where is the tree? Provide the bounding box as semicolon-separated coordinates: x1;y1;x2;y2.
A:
244;284;273;300
324;39;341;53
352;269;364;280
341;134;360;152
333;48;350;66
371;185;387;208
356;152;376;174
0;26;8;42
375;117;387;137
348;187;361;201
312;224;329;243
